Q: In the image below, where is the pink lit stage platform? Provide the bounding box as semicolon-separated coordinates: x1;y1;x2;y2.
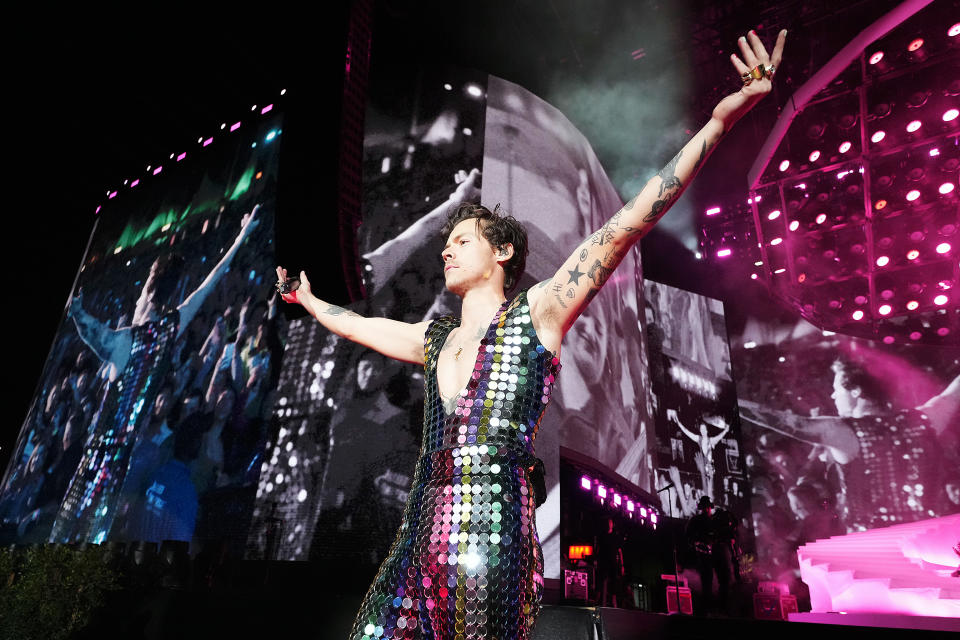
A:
792;514;960;631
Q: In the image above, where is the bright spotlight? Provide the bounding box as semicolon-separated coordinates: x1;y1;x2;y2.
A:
906;120;922;133
906;300;919;310
871;131;886;143
907;249;920;260
716;248;732;258
778;160;790;172
809;150;820;162
706;206;722;216
944;109;959;122
839;141;852;153
950;23;960;37
936;242;952;254
934;294;948;306
852;309;864;320
767;210;781;220
816;213;827;224
770;237;783;246
465;84;484;98
869;51;884;64
907;38;924;52
906;190;920;202
878;304;892;315
876;255;890;267
789;220;800;231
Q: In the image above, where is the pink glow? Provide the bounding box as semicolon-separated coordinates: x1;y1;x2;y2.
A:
905;189;920;202
177;152;187;161
950;23;960;37
108;191;117;199
839;141;852;153
230;121;241;132
651;513;658;524
938;327;951;336
754;195;762;202
868;51;884;64
716;248;732;257
627;501;634;512
809;150;821;162
852;310;864;320
907;249;920;260
906;120;922;133
943;109;959;122
203;137;213;147
580;476;591;490
130;179;139;188
910;331;923;340
751;273;758;280
883;335;896;344
878;304;892;315
770;237;783;246
779;160;790;172
613;494;622;506
789;220;800;231
597;485;607;499
153;166;162;175
261;104;274;114
774;268;786;274
936;242;952;254
95;205;101;214
906;300;919;310
907;38;924;52
816;213;827;224
940;182;955;195
930;148;940;157
876;255;890;267
934;294;948;305
871;131;886;143
705;206;721;216
767;210;781;220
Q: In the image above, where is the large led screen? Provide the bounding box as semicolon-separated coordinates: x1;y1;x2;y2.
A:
0;114;284;552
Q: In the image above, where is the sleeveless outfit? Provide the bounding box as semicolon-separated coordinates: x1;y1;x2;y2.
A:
350;290;561;640
51;311;180;544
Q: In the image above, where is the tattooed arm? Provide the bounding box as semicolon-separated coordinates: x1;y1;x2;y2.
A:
529;30;787;338
276;266;430;365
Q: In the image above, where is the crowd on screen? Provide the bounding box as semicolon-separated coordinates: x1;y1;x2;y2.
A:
0;196;284;547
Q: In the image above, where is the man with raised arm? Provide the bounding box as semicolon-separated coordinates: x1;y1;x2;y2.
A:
279;30;786;640
50;206;261;544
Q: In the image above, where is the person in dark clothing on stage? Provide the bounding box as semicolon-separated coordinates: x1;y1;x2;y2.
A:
687;496;737;615
597;517;626;607
278;29;787;639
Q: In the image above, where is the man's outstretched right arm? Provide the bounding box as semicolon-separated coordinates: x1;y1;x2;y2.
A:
276;266;429;365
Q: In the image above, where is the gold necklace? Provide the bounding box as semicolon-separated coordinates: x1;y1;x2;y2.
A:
454;346;463;360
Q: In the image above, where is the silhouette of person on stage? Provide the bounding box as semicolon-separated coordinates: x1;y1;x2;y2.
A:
686;496;738;615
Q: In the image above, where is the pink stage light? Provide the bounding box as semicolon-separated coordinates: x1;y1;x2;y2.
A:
640;507;647;517
934;294;948;306
906;189;920;202
878;304;892;316
651;513;658;524
751;273;758;280
940;182;955;195
203;137;213;147
910;331;923;341
950;23;960;36
906;120;922;133
816;213;827;225
130;179;139;188
627;501;634;512
944;109;959;122
770;237;783;246
906;300;920;310
938;327;951;336
580;476;591;490
95;205;101;214
871;130;886;143
230;121;241;132
852;310;864;321
716;248;732;258
907;38;924;52
705;206;722;216
868;51;884;64
930;148;940;157
774;268;786;274
936;242;952;254
839;141;852;153
779;160;790;172
767;210;781;220
177;152;187;161
809;150;821;162
261;104;274;114
754;195;762;202
883;335;896;344
153;166;162;175
108;191;117;199
614;494;622;506
789;220;800;231
907;249;920;260
597;485;607;499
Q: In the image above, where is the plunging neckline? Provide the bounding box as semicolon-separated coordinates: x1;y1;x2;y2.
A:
435;298;510;417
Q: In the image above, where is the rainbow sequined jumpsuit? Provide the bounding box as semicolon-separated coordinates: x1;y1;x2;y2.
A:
351;290;561;640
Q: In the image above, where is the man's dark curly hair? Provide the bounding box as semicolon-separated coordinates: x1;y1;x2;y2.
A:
441;203;528;292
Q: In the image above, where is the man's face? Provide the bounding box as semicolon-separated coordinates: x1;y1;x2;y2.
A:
357;358;376;392
441;219;505;296
831;370;856;417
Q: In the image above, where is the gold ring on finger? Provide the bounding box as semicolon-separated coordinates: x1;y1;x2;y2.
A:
750;65;764;80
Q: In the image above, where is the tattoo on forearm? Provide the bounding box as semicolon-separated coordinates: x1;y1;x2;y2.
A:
323;304;360;318
596;211;622;246
693;139;711;171
657;151;683;197
566;288;575;299
535;279;550;290
579;249;587;262
587;259;614;288
553;294;568;309
552;282;563;294
566;265;585;285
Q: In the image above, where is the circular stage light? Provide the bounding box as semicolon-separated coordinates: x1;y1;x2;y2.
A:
934;294;949;306
910;331;923;341
908;38;924;52
938;327;951;337
809;150;821;162
770;237;783;246
944;109;959;122
816;213;827;224
940;182;956;195
779;160;790;172
906;190;920;202
950;23;960;37
869;51;884;64
789;220;800;231
906;300;919;310
907;249;920;260
767;210;781;220
878;304;892;316
936;242;952;254
876;255;890;267
871;130;886;143
906;120;922;132
852;310;864;320
875;199;887;210
839;141;852;153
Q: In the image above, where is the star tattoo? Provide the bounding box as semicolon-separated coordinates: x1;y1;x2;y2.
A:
566;265;585;285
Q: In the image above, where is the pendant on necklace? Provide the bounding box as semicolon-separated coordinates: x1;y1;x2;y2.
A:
454;346;463;360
